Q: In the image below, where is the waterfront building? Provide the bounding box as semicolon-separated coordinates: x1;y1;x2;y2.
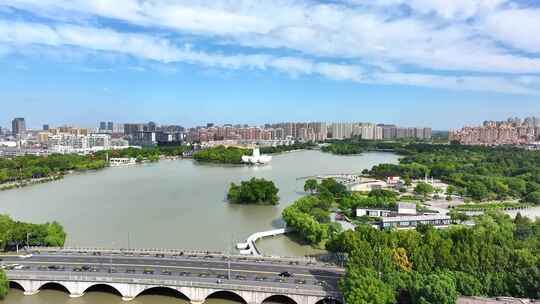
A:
379;214;451;230
109;157;137;167
48;133;111;154
12;117;26;137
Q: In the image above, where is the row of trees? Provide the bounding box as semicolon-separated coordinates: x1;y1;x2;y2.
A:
227;178;280;205
328;212;540;303
0;215;67;299
0;154;107;184
283;178;348;246
0;145;195;186
0;214;66;249
321;139;410;155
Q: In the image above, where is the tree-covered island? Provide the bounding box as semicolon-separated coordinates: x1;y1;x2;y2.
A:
193;142;317;164
227;178;279;205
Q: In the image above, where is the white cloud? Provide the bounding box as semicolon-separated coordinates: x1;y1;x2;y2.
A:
483;9;540;53
1;0;540;95
4;0;540;74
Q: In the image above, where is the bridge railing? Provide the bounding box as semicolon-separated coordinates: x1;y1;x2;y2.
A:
7;272;341;298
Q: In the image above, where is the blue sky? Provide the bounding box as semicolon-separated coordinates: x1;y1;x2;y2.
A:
1;0;540;130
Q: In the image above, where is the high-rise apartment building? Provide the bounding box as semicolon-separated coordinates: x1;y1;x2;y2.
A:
12;117;26;136
330;122;354;139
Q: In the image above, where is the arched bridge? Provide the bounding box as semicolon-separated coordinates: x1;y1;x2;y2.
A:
3;248;343;304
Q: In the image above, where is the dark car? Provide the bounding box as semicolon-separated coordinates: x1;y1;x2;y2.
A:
81;265;91;271
179;271;190;276
161;270;172;275
143;269;154;274
48;265;64;271
126;269;136;274
279;271;293;277
235;275;246;280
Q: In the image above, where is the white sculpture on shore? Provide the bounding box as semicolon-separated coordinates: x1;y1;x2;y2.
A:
241;148;272;165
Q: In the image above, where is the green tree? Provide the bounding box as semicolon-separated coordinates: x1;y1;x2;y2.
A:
452;271;482;296
304;179;319;194
410;272;458;304
0;270;8;300
414;182;434;198
340;267;395;304
227;178;279;205
525;190;540;205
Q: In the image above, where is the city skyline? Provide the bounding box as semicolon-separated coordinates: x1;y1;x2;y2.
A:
1;1;540;129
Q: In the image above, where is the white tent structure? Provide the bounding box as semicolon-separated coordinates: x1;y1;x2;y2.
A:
241;148;272;165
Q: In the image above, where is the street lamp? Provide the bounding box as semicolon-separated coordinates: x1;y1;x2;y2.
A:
26;232;32;250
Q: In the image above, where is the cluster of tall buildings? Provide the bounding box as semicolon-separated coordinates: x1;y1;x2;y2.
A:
329;123;431;140
1;117;433;156
186;122;431;143
450;117;540;145
186;122;328;143
122;122;185;146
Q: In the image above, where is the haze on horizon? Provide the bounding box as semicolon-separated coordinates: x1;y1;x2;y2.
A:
0;0;539;130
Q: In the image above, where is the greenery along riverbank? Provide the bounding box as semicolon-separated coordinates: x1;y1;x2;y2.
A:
227;178;279;205
284;179;540;303
0;145;192;187
324;140;540;203
0;214;66;249
192;142;317;164
330;212;540;303
0;215;66;299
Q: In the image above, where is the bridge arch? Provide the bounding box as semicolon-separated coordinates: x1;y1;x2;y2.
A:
8;281;25;291
205;290;248;304
314;297;343;304
262;294;298;304
135;286;191;300
37;282;72;294
83;283;123;297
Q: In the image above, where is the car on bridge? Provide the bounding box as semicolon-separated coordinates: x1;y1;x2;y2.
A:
279;271;293;277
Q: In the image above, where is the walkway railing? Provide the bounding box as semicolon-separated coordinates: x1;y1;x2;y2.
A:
236;228;292;256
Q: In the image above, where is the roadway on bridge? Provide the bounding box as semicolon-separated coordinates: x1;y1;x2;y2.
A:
2;252;344;292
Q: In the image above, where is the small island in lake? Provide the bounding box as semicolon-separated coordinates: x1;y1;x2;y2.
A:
227;178;279;205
